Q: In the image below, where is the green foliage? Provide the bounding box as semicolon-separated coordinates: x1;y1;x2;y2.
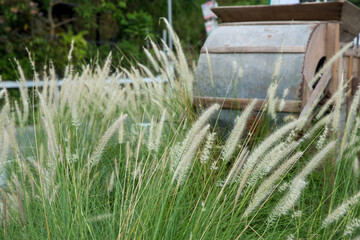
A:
0;0;273;80
1;0;359;80
58;28;88;60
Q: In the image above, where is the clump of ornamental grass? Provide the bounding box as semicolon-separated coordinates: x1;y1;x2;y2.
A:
1;20;360;240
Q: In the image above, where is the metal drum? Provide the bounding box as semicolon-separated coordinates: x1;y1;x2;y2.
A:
194;1;360;131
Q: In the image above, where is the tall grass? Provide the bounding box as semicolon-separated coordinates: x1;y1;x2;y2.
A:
1;23;360;239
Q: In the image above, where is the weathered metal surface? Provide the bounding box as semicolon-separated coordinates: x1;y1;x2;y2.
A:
194;24;317;104
201;24;316;51
195;52;305;101
194;23;319;129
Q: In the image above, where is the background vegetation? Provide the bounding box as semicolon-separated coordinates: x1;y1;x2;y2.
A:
3;0;359;81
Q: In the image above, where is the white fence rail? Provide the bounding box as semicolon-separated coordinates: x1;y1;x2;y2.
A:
0;76;167;89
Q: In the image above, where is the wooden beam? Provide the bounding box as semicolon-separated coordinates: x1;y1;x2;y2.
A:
348;55;354;81
212;2;343;23
300;68;332;118
194;96;302;113
326;23;340;96
341;1;360;39
220;21;325;26
302;23;327;105
347;55;354;114
200;46;307;54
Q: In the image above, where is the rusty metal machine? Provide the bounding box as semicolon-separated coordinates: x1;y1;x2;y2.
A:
194;1;360;128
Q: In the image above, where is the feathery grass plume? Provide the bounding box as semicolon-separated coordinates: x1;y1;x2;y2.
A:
172;104;219;168
279;88;288;112
200;132;216;165
344;218;360;236
248;140;299;186
88;114;128;168
232;60;238;75
304;113;333;140
354;157;359;177
244;151;303;217
205;48;214;88
235;117;307;202
216;148;249;201
160;38;179;68
158;50;173;79
153;109;167;152
42;116;58;160
118;117;125;144
3;115;20;155
344;117;360;156
221;99;257;162
225;148;249;184
283;114;296;122
238;66;243;79
322;190;360;228
268;177;307;224
340;81;360;157
316;125;328;150
143;47;160;72
107;171;115;193
267;82;279;120
14;101;22;125
172;125;210;185
25;48;40;85
286;234;295;240
138;63;161;92
70;99;80;127
98;52;113;81
0;132;10;175
311;42;353;86
272;54;283;81
150;39;162;61
210;160;219;171
64;39;75;77
0;89;6;100
88;214;112;222
332;75;344;132
38;92;58;158
162;18;193;101
147;116;155;151
267;54;282;119
316;82;346;120
291;211;302;219
49;60;60;100
268;141;336;223
14;59;29;124
298;141;336;179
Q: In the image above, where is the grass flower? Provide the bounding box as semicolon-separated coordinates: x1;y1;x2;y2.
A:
221;99;256;162
88;114;127;168
244;151;302;217
172;125;210;185
172;104;219;168
344;218;360;236
269;141;336;223
153;108;167;152
235;117;306;202
200;132;216;165
322;190;360;228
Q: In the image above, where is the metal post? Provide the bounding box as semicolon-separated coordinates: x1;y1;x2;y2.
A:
168;0;173;51
162;29;167;51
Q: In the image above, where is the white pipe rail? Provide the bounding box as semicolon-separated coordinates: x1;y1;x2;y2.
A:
0;76;168;89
